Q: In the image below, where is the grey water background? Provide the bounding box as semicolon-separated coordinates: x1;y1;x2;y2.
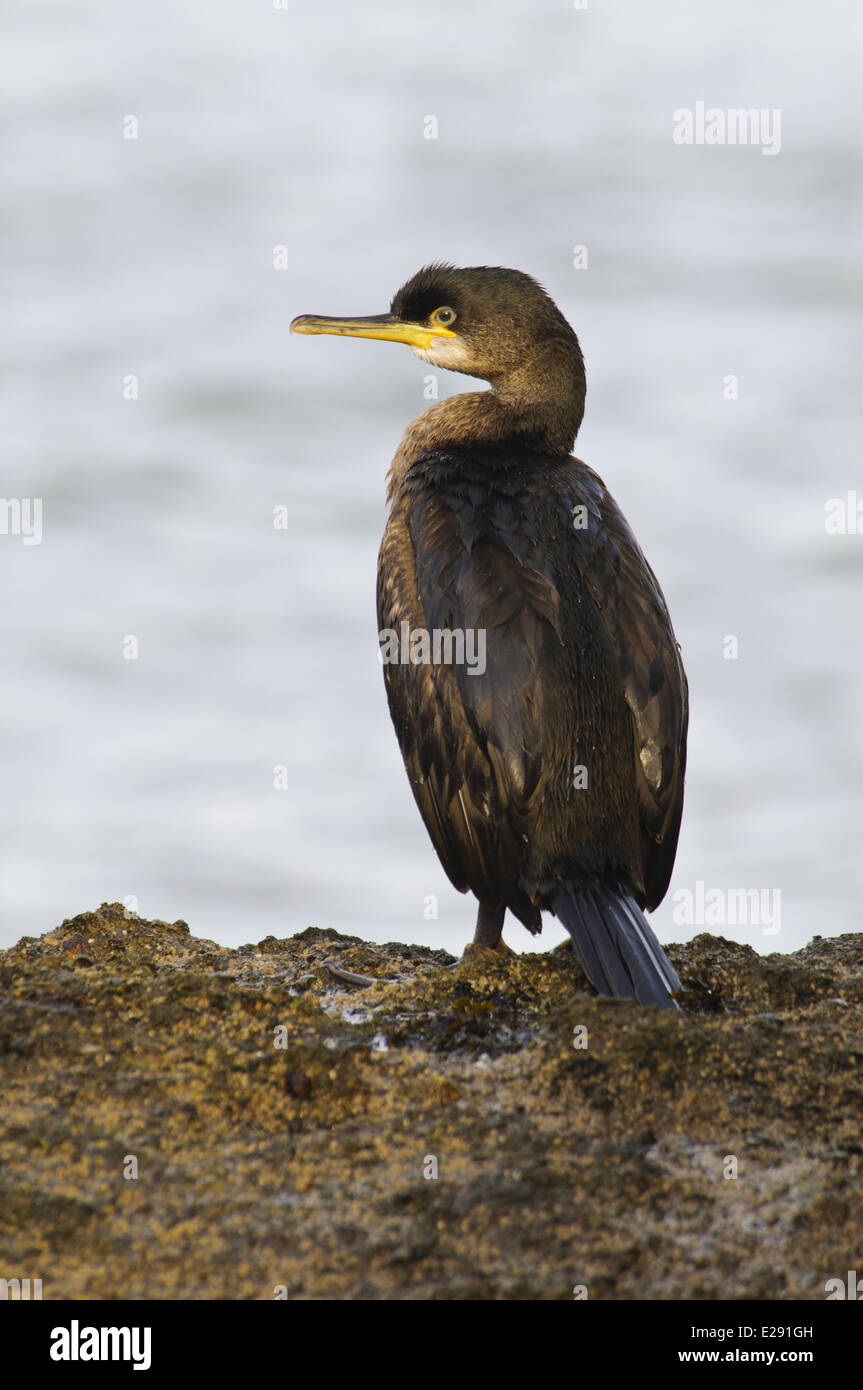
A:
2;0;861;955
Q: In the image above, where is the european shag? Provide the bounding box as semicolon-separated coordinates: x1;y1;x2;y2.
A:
291;265;688;1009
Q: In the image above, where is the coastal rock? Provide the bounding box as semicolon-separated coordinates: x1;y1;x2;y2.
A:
1;903;861;1300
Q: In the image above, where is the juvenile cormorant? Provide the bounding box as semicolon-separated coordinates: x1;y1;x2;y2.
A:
291;265;688;1009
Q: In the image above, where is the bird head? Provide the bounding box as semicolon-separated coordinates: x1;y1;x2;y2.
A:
291;263;584;394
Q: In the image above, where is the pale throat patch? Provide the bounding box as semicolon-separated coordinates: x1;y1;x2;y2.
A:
410;337;475;371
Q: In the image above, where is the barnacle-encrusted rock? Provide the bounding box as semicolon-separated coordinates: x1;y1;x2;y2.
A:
1;903;861;1299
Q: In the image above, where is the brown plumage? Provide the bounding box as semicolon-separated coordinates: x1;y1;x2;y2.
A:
291;264;688;1007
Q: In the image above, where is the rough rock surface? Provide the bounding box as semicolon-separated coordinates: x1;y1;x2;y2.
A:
1;902;861;1300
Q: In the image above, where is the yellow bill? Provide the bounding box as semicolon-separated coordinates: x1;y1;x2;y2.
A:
290;313;457;351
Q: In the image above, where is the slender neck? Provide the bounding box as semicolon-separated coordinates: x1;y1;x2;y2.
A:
387;353;585;503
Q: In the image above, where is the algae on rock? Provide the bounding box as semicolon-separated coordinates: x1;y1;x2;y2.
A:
1;903;861;1299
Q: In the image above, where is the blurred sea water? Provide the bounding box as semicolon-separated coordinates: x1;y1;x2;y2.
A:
1;0;861;954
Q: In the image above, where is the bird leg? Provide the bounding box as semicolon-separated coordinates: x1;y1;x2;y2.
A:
472;903;506;949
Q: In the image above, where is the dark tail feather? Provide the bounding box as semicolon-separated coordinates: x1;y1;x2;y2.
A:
552;883;681;1010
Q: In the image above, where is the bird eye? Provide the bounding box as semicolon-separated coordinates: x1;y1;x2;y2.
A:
433;306;456;325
